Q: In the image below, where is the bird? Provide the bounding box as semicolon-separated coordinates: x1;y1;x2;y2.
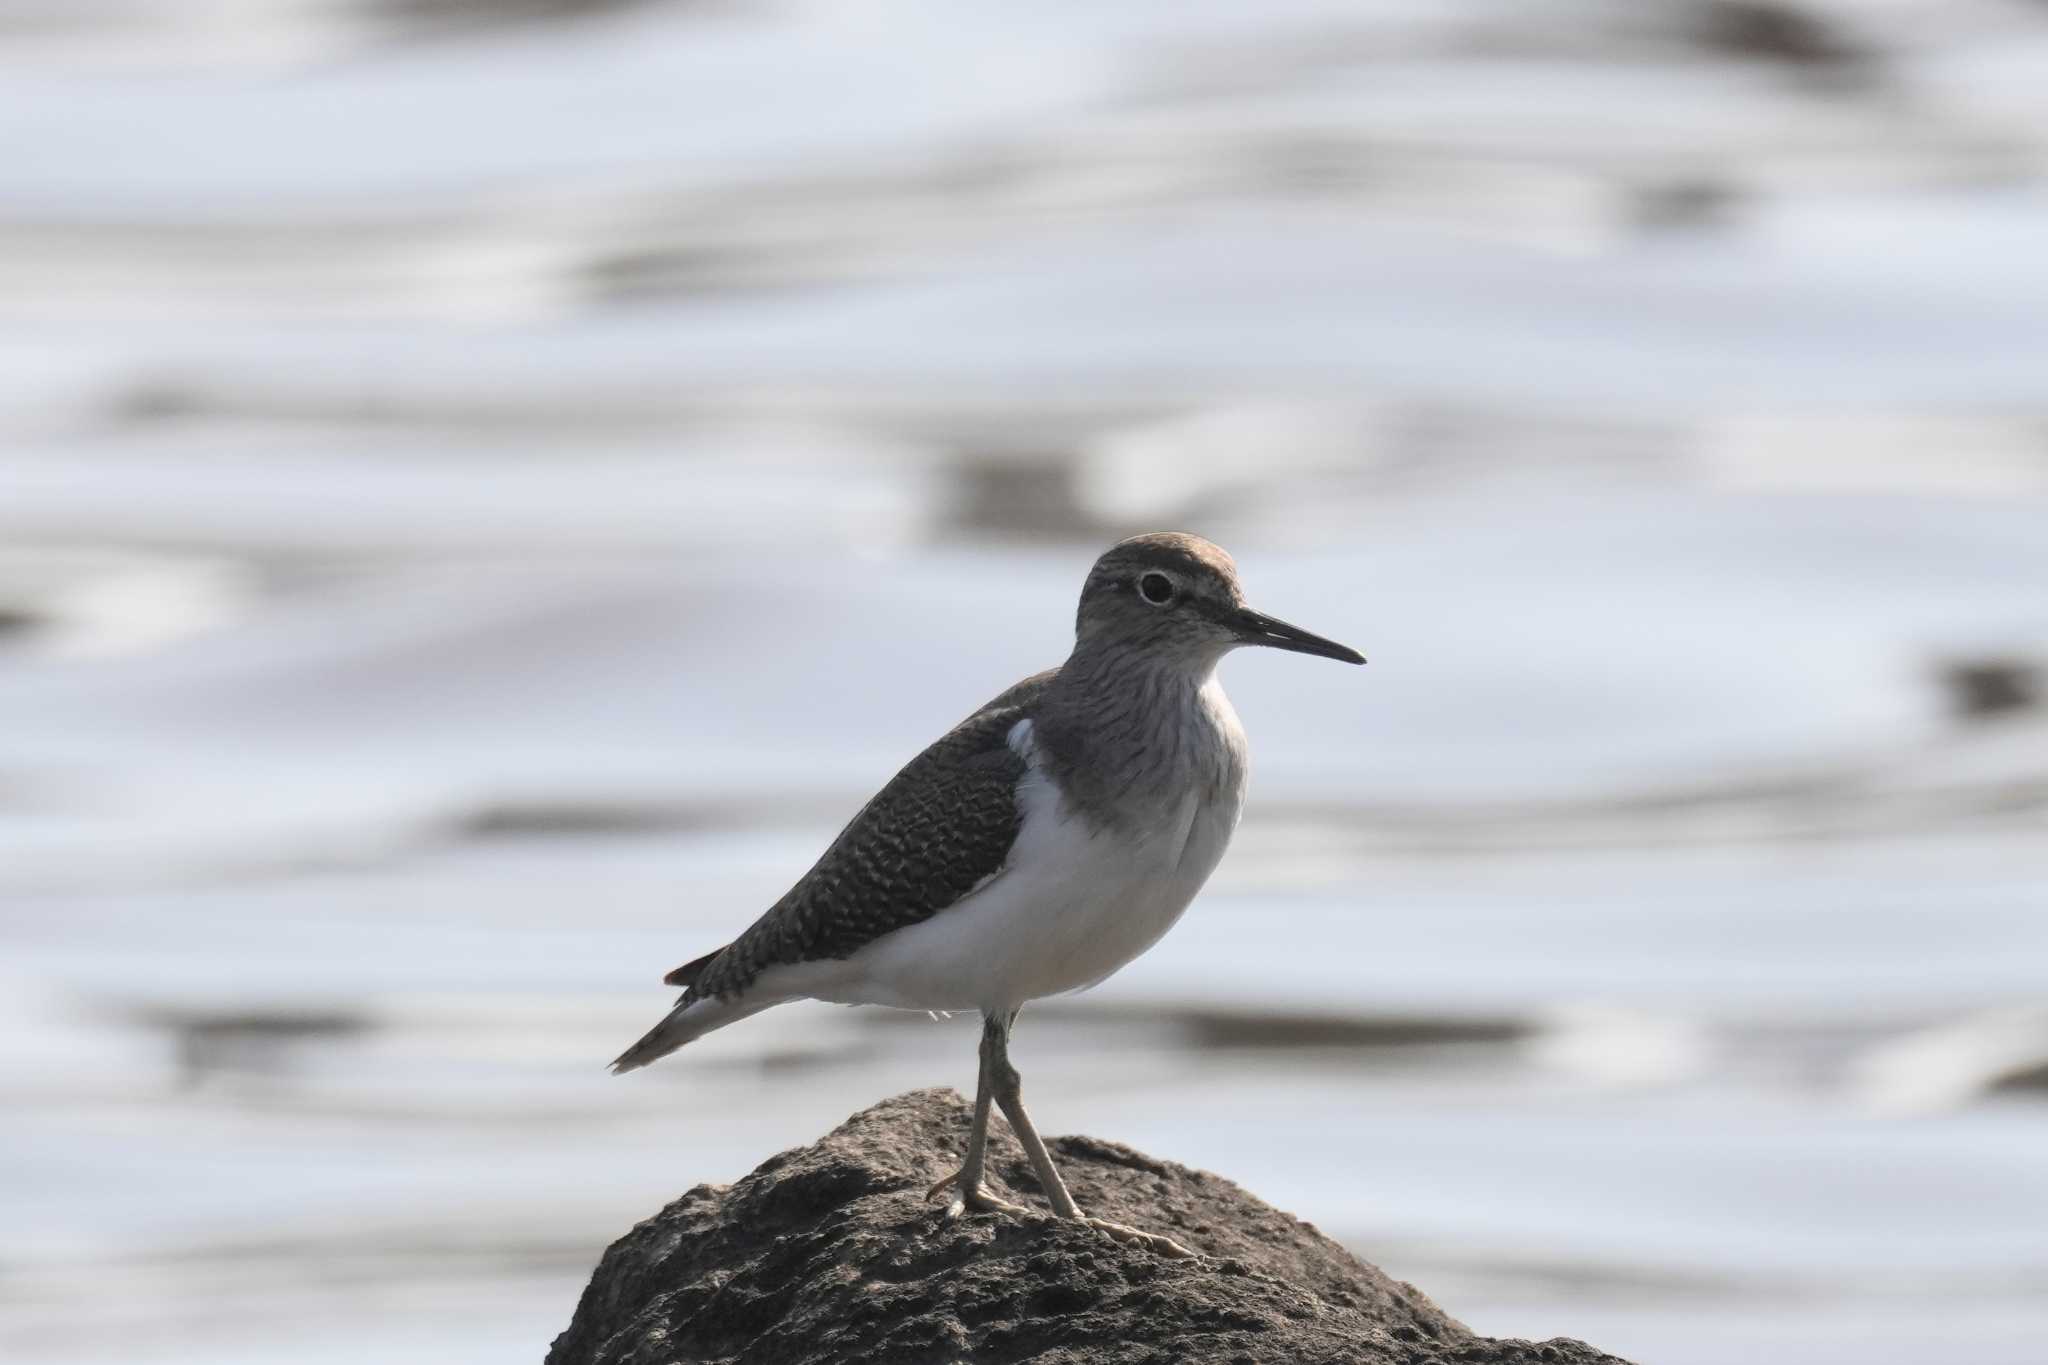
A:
611;532;1364;1257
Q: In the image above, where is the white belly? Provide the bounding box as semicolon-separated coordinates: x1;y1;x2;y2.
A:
788;723;1242;1014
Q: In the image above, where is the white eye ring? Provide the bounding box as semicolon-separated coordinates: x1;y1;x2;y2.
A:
1137;571;1176;606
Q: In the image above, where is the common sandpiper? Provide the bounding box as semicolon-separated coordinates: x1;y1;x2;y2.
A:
613;532;1365;1257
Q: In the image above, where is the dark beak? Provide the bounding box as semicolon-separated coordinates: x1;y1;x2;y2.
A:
1230;606;1366;665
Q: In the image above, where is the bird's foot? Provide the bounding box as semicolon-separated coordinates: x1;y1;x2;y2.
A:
925;1168;1031;1219
924;1170;1193;1256
1082;1215;1197;1259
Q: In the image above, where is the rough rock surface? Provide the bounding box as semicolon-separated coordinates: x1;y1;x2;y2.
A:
549;1089;1635;1365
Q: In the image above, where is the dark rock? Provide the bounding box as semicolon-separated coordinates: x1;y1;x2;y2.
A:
548;1088;1635;1365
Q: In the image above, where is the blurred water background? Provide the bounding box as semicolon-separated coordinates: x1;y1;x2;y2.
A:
5;2;2048;1362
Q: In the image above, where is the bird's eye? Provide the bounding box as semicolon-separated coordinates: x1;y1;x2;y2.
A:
1138;572;1175;606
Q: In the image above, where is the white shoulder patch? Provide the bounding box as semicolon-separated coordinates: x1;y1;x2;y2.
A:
1005;716;1037;759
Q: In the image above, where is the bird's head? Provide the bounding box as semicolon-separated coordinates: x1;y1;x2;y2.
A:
1074;532;1365;671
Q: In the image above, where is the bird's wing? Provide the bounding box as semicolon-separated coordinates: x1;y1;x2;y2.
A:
675;669;1058;1003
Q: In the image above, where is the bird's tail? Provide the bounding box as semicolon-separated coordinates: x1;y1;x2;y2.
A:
609;992;779;1074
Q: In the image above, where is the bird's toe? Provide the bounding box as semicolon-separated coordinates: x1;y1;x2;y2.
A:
926;1167;1032;1219
956;1186;1031;1218
1083;1215;1197;1259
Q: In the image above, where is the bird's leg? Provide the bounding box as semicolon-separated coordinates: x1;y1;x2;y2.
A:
981;1010;1080;1218
984;1010;1196;1259
926;1012;1028;1217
